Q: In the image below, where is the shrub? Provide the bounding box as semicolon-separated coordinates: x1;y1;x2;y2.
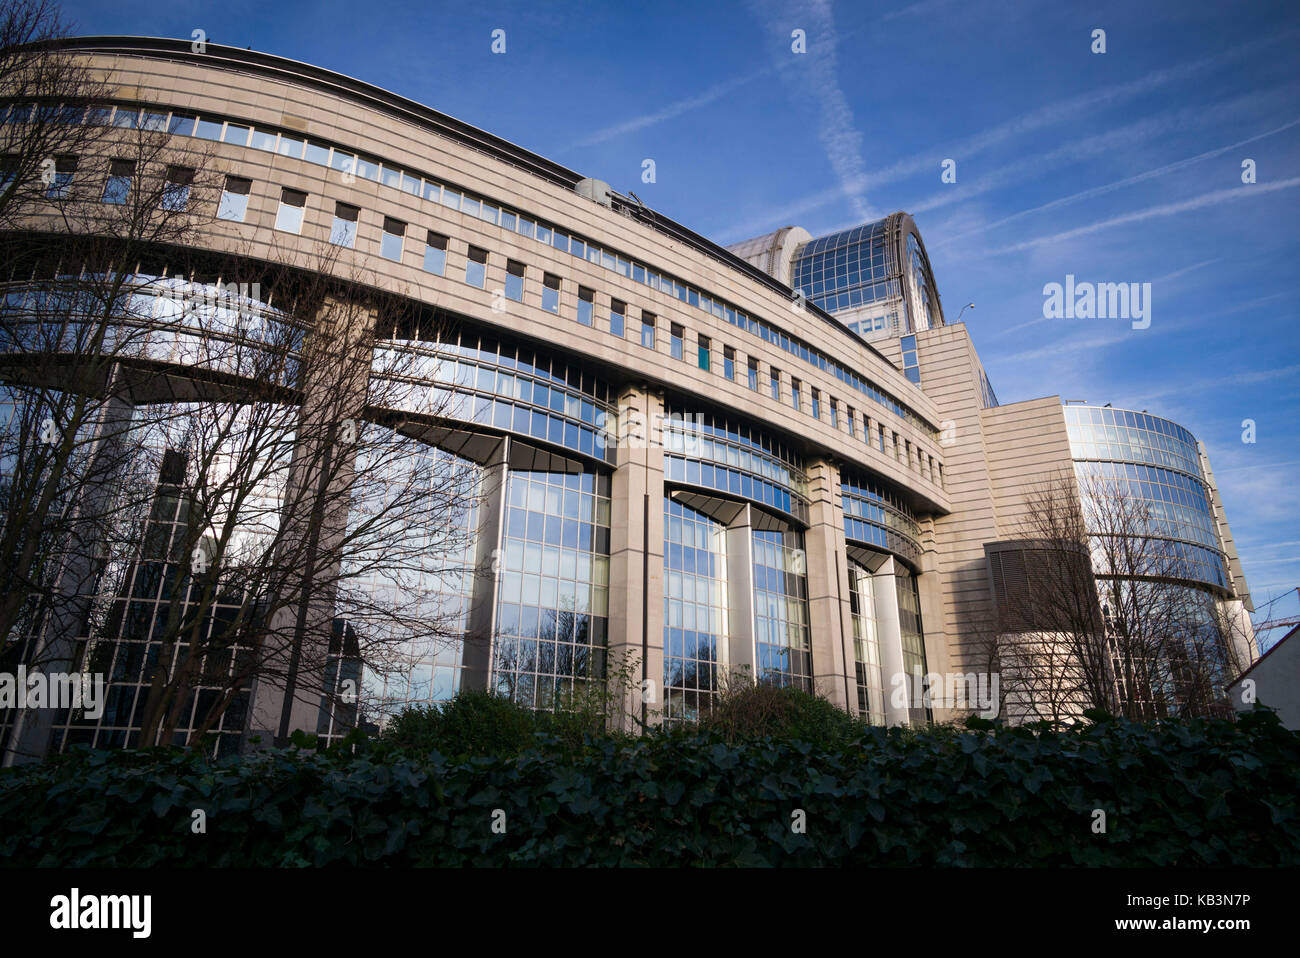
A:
7;708;1294;866
376;690;539;760
697;681;865;747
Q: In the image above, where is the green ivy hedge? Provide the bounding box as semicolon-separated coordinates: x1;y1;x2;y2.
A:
2;709;1296;866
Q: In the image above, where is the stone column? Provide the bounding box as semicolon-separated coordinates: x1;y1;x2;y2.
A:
606;384;664;729
803;458;854;710
461;436;509;693
914;516;953;721
247;296;373;747
871;557;912;726
725;503;757;680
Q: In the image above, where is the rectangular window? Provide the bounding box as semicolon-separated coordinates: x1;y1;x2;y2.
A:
251;129;278;152
505;260;524;302
670;323;684;361
331;201;359;248
101;158;134;205
162;165;193;210
770;368;781;402
847;406;856;438
791;379;802;413
640;311;655;349
275;187;307;234
697;334;710;371
46;156;76;199
168;112;196;136
194;118;223;141
423;231;447;275
331;150;356;178
811;388;820;420
355;155;380;181
577;287;594;327
381;216;405;261
305;140;330;165
609;299;625;338
900;333;921;384
828;398;837;428
277;134;304;159
542;273;560;314
748;357;759;391
216;174;251;221
465;246;487;288
723;346;735;381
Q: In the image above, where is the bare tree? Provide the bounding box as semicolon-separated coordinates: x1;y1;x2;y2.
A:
2;100;483;757
984;474;1114;723
990;470;1243;724
1;100;227;765
105;243;485;752
0;1;117;232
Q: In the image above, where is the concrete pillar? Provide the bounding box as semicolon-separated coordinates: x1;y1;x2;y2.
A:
247;296;373;746
914;515;954;721
606;384;664;729
462;436;509;693
725;503;757;681
1221;598;1258;677
803;459;854;710
871;557;911;726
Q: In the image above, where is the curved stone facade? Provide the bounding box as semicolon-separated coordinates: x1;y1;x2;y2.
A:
1;39;959;752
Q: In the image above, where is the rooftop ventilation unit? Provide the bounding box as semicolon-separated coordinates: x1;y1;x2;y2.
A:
574;177;613;207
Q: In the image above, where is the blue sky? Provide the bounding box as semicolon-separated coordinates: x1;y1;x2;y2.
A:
62;0;1300;645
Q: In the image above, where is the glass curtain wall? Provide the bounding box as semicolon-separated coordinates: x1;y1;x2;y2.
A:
848;559;885;724
492;469;612;710
663;497;728;725
752;527;811;689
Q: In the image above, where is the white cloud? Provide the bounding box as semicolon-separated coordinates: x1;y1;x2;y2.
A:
745;0;875;223
979;177;1300;256
937;116;1300;248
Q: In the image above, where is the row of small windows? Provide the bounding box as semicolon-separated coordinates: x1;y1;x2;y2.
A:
2;98;938;439
657;324;941;483
263;175;947;485
11;153;203;211
25;160;941;488
12;105;941;456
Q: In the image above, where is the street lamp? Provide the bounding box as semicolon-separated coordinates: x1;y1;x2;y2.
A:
956;302;975;322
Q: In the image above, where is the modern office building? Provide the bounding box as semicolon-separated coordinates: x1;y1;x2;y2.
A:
0;38;1258;760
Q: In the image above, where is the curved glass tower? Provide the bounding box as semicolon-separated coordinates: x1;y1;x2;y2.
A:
734;212;945;344
1062;403;1254;715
